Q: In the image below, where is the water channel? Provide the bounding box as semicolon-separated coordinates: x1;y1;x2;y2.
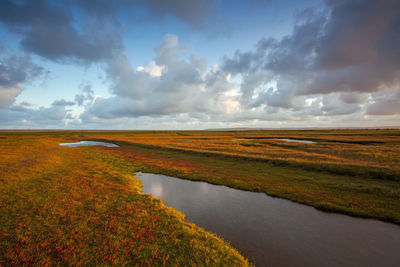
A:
137;172;400;266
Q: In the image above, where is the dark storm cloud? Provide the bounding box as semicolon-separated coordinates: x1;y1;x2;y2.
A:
222;0;400;115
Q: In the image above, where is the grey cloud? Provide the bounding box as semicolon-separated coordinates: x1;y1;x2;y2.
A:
253;89;294;109
141;0;217;28
75;83;95;106
0;100;73;128
367;89;400;116
153;34;186;67
52;99;75;106
0;54;44;108
320;94;361;116
240;72;269;106
0;0;218;64
339;92;368;104
74;0;217;27
190;54;207;73
0;0;123;63
221;0;400;117
74;95;84;107
222;51;261;75
315;0;397;70
290;94;363;117
19;101;32;107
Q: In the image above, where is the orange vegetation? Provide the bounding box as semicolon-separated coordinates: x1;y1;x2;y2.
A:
0;133;248;265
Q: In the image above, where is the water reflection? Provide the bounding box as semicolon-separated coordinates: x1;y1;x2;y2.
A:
276;138;316;144
60;141;119;147
149;183;164;198
137;172;400;267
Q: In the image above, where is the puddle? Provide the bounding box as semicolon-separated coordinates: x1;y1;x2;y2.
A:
59;141;119;147
233;138;316;144
276;138;316;144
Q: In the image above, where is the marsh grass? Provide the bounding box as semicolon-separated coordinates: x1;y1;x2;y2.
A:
0;134;249;266
107;141;400;224
76;129;400;224
1;129;399;264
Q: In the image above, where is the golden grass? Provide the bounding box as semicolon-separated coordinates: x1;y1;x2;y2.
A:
0;134;249;265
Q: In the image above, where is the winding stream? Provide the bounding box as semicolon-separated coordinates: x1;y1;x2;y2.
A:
137;172;400;267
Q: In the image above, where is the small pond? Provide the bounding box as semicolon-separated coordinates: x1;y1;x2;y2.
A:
234;138;316;144
137;172;400;266
276;138;316;144
59;141;119;147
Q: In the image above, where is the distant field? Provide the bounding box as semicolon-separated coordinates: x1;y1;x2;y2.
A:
1;129;399;264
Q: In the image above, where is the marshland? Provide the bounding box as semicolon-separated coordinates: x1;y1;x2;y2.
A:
1;0;400;265
1;129;399;265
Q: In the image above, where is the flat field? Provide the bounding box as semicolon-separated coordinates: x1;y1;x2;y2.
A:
1;129;399;264
0;132;248;265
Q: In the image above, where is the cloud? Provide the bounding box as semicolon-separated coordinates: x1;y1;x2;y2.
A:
367;89;400;116
0;54;44;108
81;34;235;121
320;94;362;116
339;92;368;105
140;0;218;28
221;0;400;116
0;0;219;64
52;99;75;106
74;83;95;106
0;0;399;129
74;0;218;27
0;99;73;128
0;0;124;63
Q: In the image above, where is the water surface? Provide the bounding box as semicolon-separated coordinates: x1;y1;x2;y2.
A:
60;141;119;147
276;138;316;144
234;138;316;144
137;172;400;267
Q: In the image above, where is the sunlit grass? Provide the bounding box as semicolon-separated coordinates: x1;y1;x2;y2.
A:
74;129;400;224
0;134;249;265
1;129;399;264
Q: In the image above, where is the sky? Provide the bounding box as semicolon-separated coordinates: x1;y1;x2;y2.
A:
0;0;399;129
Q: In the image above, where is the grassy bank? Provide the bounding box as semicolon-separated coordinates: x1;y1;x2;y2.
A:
0;134;249;265
102;141;400;224
68;129;400;224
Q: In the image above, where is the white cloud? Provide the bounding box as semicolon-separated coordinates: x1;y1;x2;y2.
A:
136;61;164;77
81;34;236;121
